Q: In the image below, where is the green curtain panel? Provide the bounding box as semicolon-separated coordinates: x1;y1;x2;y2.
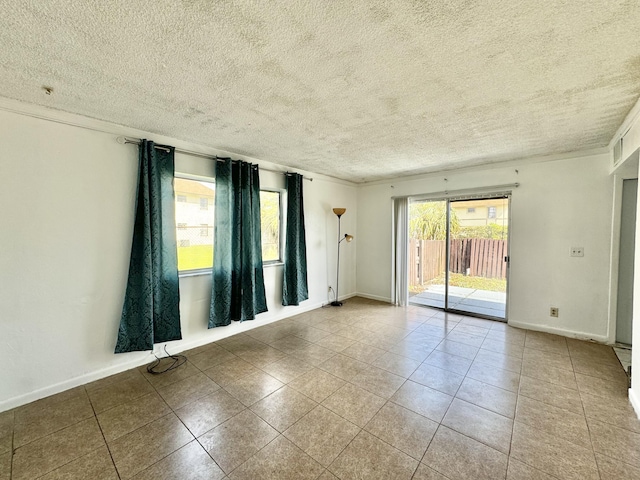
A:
115;140;181;353
209;158;267;327
282;173;309;305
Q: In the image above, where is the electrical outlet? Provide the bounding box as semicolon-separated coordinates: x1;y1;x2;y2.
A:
328;286;332;292
570;247;584;257
550;307;559;317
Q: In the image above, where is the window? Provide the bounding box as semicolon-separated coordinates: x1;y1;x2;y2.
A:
260;190;282;263
467;207;475;213
174;177;215;272
488;206;497;218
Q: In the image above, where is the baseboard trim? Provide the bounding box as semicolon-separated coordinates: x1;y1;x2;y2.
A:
0;299;329;413
629;388;640;420
355;292;392;303
507;320;609;344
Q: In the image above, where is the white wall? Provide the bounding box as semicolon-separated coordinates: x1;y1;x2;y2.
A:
357;153;615;341
0;103;357;411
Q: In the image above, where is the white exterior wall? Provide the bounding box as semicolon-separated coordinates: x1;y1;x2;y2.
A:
0;104;357;411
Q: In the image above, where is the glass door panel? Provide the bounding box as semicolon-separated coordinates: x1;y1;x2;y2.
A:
447;198;509;319
408;200;448;309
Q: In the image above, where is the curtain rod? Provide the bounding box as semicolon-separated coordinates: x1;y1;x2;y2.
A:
395;182;520;201
117;136;313;182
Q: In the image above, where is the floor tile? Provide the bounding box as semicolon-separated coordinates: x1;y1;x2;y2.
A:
595;453;640;480
587;417;640;468
156;371;220;410
581;391;640;433
139;359;200;389
237;345;287;369
521;362;577;390
175;389;246;437
269;335;314;354
14;391;94;447
517;375;583;414
364;402;437;460
575;372;629;403
349;366;405;398
87;372;155;414
198;409;278;474
524;331;569;356
38;445;117;480
260;355;314;383
467;361;520;392
0;452;10;480
201;357;261;386
514;395;590;448
444;331;485;349
442;398;513;454
108;413;193;479
317;354;367;381
131;441;225;480
456;377;517;418
221;370;284;407
474;349;522;373
292;326;332;343
410;363;464;396
287;368;346;403
329;430;418;480
523;348;573;372
481;338;525;357
315;334;356;352
423;350;472;375
250;386;317;432
322;383;386;427
341;342;387;363
422;426;508;480
371;351;421;377
387;341;434;362
12;417;105;480
289;344;337;366
0;410;13;456
506;458;556;480
97;391;171;442
390;381;453;423
229;435;324;480
571;356;628;383
284;405;360;467
485;327;526;346
411;463;449;480
510;421;599;480
437;338;480;359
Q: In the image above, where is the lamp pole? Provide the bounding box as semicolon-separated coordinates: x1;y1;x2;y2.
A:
333;213;343;306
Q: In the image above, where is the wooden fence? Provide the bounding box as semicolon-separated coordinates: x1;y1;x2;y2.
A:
409;238;507;286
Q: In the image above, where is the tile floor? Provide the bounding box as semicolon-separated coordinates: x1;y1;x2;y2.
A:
1;297;639;479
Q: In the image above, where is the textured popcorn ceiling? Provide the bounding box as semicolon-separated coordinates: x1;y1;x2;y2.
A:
1;1;639;182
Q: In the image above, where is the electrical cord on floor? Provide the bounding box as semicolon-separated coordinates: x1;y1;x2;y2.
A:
146;345;187;375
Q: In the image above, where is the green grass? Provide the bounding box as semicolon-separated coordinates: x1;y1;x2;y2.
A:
410;272;506;295
177;245;213;271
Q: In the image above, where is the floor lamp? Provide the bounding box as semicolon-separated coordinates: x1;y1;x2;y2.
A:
332;208;353;307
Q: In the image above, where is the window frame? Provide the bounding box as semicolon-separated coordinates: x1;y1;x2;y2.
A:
174;173;216;277
260;188;285;266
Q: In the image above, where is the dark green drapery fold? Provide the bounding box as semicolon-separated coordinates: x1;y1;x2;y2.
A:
282;173;309;306
115;140;181;353
209;158;267;327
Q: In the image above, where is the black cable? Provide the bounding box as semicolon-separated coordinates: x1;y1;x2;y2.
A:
146;345;187;375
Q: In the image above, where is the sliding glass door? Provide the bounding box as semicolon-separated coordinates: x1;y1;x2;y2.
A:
409;195;510;320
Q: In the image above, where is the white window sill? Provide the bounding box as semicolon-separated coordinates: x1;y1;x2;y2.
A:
178;262;283;278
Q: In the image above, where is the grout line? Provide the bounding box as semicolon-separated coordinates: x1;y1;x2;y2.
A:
86;385;122;480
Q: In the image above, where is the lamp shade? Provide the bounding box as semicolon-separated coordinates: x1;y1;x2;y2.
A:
345;235;354;242
332;207;346;217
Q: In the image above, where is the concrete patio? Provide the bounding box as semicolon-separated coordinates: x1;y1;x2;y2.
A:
410;284;507;319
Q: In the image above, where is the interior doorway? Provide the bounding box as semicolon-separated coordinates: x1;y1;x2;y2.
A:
616;178;637;345
408;195;510;321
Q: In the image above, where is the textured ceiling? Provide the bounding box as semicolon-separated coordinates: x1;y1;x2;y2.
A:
1;1;639;182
